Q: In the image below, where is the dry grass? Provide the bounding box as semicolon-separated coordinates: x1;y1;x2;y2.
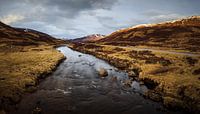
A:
70;43;200;112
99;16;200;52
0;45;65;110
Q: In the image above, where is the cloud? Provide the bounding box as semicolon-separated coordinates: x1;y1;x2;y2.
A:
0;0;199;39
142;10;164;17
0;14;25;24
0;0;118;38
142;10;185;23
149;14;185;23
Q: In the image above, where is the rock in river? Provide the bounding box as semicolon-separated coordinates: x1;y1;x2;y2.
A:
98;68;108;77
128;71;137;77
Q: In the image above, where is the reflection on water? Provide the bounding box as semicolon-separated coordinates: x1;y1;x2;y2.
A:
10;46;186;114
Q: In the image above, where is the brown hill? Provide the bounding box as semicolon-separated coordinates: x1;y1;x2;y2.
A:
71;34;105;43
0;21;64;46
0;21;66;112
99;16;200;51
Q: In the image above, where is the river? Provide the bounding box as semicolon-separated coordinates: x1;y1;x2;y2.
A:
10;46;186;114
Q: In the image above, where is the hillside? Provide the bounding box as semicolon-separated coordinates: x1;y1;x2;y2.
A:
99;16;200;52
0;21;64;46
71;34;105;43
0;21;66;113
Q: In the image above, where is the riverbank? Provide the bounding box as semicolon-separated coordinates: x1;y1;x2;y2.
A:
0;44;66;113
69;43;200;113
10;46;185;114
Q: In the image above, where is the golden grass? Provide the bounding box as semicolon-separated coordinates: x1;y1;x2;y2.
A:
0;45;65;109
71;43;200;112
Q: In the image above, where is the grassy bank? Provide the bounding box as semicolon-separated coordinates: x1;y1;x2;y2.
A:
0;44;66;112
69;43;200;113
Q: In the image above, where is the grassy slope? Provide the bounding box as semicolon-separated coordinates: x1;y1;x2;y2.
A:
99;16;200;52
0;21;64;46
69;16;200;113
0;22;66;112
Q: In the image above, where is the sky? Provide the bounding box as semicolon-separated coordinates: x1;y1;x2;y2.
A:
0;0;200;39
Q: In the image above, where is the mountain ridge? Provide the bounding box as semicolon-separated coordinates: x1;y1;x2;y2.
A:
0;21;64;46
99;16;200;51
71;34;105;43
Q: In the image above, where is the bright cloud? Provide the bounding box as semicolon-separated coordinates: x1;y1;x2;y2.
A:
0;14;25;24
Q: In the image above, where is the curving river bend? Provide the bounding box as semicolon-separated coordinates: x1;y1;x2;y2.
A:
11;46;186;114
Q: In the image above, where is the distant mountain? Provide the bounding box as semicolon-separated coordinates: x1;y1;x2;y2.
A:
71;34;105;43
0;21;64;46
99;16;200;51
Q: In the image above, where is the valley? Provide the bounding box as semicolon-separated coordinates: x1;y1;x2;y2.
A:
0;16;200;114
8;46;184;114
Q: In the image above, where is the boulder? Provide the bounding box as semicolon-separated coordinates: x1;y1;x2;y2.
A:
98;68;108;77
128;71;137;77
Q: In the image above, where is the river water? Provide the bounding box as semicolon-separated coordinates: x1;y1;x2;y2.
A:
10;46;186;114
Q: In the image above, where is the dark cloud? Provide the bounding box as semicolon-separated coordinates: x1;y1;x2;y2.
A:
0;0;117;18
45;0;116;10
